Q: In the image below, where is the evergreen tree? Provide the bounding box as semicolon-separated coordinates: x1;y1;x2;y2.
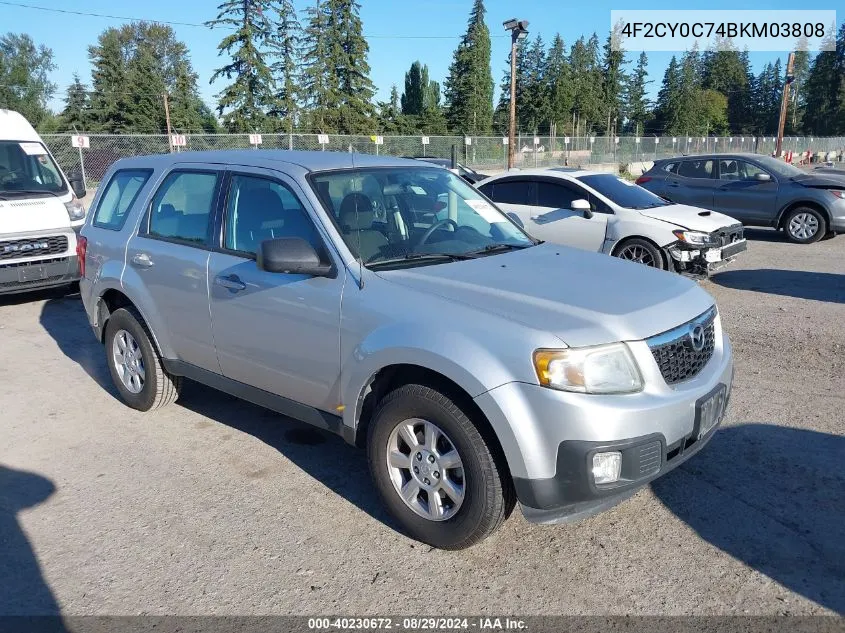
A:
444;0;494;134
701;40;750;133
803;24;845;135
420;79;448;134
207;0;277;132
267;0;301;133
59;73;91;131
299;0;333;132
600;27;626;136
787;40;811;134
125;46;167;133
623;52;650;134
569;35;602;134
675;46;703;134
546;34;572;134
401;61;427;116
652;56;681;134
0;33;56;128
519;35;549;133
88;29;130;132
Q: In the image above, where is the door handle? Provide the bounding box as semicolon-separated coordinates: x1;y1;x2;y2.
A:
131;253;154;268
214;274;246;292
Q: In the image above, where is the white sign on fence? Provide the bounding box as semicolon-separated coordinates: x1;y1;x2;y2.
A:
635;137;641;144
502;137;509;145
317;134;330;144
372;136;384;145
615;137;620;144
655;137;660;144
249;134;263;145
589;136;595;144
687;138;692;143
170;134;187;147
564;137;570;144
701;137;706;143
672;137;677;143
421;136;430;145
464;137;472;146
71;135;90;149
533;137;540;145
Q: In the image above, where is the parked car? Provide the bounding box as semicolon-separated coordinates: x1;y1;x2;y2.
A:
405;156;489;184
0;109;87;295
636;153;845;244
476;168;746;276
79;151;733;549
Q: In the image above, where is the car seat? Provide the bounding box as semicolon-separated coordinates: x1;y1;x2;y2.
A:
339;193;389;262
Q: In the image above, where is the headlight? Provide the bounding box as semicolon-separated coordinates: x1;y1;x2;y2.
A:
533;343;643;394
65;198;86;221
829;190;845;200
672;229;719;247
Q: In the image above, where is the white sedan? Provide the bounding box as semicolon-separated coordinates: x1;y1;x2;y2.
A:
476;168;747;275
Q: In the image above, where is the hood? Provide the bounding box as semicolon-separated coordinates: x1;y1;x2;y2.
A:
0;197;70;234
790;172;845;189
376;243;715;347
638;204;741;231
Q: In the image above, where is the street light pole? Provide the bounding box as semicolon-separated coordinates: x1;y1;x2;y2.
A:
775;52;796;158
503;19;528;170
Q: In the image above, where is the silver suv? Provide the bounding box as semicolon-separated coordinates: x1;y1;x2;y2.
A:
79;151;734;549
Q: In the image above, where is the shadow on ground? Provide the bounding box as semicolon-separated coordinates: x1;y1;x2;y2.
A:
0;465;60;615
711;269;845;304
652;423;845;614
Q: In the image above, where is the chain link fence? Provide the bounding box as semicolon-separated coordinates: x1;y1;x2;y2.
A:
41;132;845;188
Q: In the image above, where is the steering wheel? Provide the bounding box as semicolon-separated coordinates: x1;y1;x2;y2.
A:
418;219;458;246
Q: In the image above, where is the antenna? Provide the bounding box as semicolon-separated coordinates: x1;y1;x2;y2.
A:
351;151;365;289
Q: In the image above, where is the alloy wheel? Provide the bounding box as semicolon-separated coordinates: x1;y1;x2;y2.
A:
788;213;819;240
385;418;465;521
112;329;145;394
618;244;657;267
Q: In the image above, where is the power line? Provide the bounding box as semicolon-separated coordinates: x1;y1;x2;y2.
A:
0;0;507;39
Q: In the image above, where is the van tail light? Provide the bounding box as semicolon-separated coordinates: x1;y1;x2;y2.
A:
635;176;652;185
76;235;87;278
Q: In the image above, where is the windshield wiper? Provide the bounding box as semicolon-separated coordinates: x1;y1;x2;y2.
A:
465;243;532;256
368;252;478;268
0;189;60;198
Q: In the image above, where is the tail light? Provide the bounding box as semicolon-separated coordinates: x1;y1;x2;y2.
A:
76;235;87;278
635;176;652;185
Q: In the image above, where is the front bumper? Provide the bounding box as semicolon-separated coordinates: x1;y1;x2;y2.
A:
473;326;733;523
667;238;747;277
0;256;79;295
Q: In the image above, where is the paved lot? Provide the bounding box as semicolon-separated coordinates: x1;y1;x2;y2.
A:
1;228;843;616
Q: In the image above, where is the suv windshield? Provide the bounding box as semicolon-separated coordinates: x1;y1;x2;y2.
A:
0;140;67;197
752;155;803;177
577;173;669;209
311;166;534;268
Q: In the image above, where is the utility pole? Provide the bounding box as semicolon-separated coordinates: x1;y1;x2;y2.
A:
162;92;174;153
775;52;796;158
503;19;528;170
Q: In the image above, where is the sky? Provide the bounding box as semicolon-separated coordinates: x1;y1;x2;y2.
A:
0;0;839;115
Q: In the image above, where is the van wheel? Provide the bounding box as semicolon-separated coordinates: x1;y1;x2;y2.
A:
367;384;513;550
614;238;665;269
784;207;826;244
104;307;181;411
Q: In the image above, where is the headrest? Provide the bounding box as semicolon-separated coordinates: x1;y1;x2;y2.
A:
339;193;375;230
239;188;284;217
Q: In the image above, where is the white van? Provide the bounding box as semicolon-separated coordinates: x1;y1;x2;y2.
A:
0;109;86;295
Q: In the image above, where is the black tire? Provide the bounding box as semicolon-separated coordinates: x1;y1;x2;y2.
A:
783;207;827;244
367;384;514;550
613;237;665;269
104;307;181;412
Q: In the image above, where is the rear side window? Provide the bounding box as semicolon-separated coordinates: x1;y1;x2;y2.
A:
92;169;151;230
678;160;715;179
485;180;533;205
536;182;582;209
146;171;219;244
661;162;679;174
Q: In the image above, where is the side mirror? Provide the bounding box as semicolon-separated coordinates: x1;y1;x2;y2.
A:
505;212;524;229
257;237;333;277
68;172;86;199
571;198;594;219
753;172;772;182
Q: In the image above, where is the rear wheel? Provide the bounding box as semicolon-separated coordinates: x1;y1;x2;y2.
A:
614;238;665;269
784;207;826;244
367;384;513;550
104;307;181;411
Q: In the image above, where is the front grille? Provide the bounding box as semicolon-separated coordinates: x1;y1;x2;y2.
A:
713;224;744;247
648;307;717;385
0;235;68;261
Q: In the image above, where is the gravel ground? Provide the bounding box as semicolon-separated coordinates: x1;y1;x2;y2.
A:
0;228;843;617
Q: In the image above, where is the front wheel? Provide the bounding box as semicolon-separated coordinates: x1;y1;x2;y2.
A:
613;238;665;269
367;384;513;550
784;207;826;244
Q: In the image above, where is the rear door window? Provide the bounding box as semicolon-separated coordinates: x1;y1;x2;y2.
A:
146;171;220;245
536;181;582;209
93;169;152;230
485;179;534;205
678;160;715;179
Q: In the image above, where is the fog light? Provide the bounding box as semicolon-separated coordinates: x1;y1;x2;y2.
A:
592;451;622;484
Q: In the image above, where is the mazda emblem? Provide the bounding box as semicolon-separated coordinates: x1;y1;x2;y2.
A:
688;324;706;352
